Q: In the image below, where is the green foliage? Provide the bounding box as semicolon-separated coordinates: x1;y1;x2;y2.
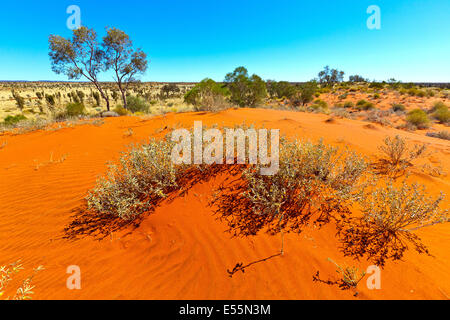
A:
266;81;297;99
184;78;229;111
4;115;27;126
224;67;267;107
318;66;345;86
293;81;318;106
431;102;449;124
92;92;101;106
310;99;328;111
343;101;354;109
126;95;149;113
65;102;86;117
160;83;181;99
45;94;56;108
406;109;430;129
11;90;25;110
113;106;129;116
392;104;406;112
356;99;375;111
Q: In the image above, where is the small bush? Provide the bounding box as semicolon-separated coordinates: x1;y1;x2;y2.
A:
211;139;368;237
373;135;427;178
343;101;354;109
337;181;448;266
356;100;375;111
426;131;450;141
114;106;130;116
4;115;27;126
406;109;430;129
65;102;85;117
86;137;184;220
431;102;449;124
126;95;149;113
392;104;406;112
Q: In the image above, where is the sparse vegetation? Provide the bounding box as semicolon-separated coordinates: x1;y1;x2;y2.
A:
406;109;430;129
373;135;427;178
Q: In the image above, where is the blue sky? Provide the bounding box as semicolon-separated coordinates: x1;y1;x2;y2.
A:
0;0;449;82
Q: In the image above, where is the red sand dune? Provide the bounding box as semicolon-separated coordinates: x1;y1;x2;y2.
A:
0;108;449;300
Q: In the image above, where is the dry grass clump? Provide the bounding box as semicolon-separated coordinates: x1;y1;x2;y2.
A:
0;261;44;300
426;130;450;141
87;137;184;220
328;258;366;290
373;135;427;178
211;139;369;237
337;181;447;266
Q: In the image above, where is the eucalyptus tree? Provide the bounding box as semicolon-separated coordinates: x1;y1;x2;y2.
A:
102;28;148;109
49;27;111;110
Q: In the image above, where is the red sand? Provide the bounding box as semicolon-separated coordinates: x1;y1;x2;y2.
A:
0;108;449;300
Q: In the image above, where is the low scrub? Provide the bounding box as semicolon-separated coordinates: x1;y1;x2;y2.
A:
406;109;430;129
337;181;448;266
426;131;450;141
373;135;427;178
356;99;375;111
87;137;183;220
211;139;369;237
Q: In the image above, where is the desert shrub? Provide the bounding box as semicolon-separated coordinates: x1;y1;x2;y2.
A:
406;109;430;129
431;102;450;124
364;110;393;127
184;78;230;111
86;137;184;220
45;94;56;108
114;106;130;116
373;135;427;178
160;83;181;99
211;139;369;238
92;92;101;106
369;82;384;90
11;90;25;110
343;101;354;109
356;99;375;111
337;181;448;267
392;104;406;112
292;81;318;106
426;131;450;140
267;81;297;100
373;93;381;99
309;99;328;112
126;95;149;113
224;67;267;107
65;102;85;117
4;115;27;126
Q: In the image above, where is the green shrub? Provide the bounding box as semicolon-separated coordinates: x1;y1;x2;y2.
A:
4;115;27;126
126;95;149;113
392;104;406;112
184;78;230;111
65;102;85;117
406;109;430;129
343;101;354;109
114;106;130;116
356;100;375;111
224;67;267;107
433;106;450;124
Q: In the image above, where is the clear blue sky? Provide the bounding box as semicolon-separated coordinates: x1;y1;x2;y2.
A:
0;0;449;82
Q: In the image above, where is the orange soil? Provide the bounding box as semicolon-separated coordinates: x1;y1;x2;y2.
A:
0;108;449;300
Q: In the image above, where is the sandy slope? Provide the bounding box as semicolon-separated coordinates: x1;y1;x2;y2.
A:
0;108;449;300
